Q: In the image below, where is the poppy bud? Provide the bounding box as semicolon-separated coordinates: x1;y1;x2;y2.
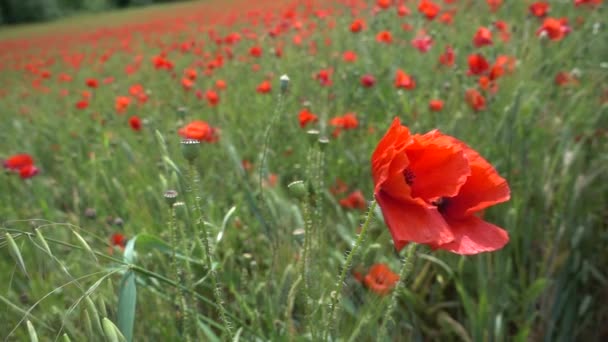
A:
288;180;308;200
280;74;290;93
181;139;200;162
164;190;178;207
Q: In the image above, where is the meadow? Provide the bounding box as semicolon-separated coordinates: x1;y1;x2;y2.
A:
0;0;607;340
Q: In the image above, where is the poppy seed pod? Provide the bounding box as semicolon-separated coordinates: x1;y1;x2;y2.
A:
164;190;178;207
318;136;330;150
181;139;200;162
280;74;290;93
306;129;320;145
288;180;308;200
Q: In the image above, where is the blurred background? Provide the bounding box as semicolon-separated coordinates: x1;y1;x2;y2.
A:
0;0;189;25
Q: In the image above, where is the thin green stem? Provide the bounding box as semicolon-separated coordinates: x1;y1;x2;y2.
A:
378;243;419;339
324;199;377;340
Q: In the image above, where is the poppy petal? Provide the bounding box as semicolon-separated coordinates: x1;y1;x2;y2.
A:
434;215;509;255
376;191;453;251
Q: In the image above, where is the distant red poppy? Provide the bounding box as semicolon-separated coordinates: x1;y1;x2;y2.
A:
486;0;502;12
339;190;367;210
429;99;444;112
76;100;89;110
86;78;98;88
330;113;359;137
473;27;493;48
249;46;263;58
439;46;455;67
376;31;393;44
529;2;550;17
115;96;131;113
465;89;486;111
467;54;490;75
19;164;39;179
256;80;272;94
574;0;603;6
394;69;416;90
129;116;142;132
178;120;218;142
298;109;318;128
215;79;227;90
377;0;392;9
350;19;366;33
360;74;376;88
418;0;440;20
330;178;349;196
3;154;34;171
359;263;400;295
411;31;433;53
397;4;411;16
110;233;127;250
206;90;220;106
181;77;194;91
315;69;333;86
372;118;510;254
536;17;571;41
342;50;358;63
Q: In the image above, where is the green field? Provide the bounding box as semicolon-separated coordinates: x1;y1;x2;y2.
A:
1;0;607;341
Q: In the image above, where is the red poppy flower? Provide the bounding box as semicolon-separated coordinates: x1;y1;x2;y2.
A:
439;46;455;67
397;4;411;16
467;54;490;76
360;74;376;88
360;263;400;295
342;50;358;63
3;154;34;171
315;69;333;86
554;71;578;86
115;96;131;113
536;17;571;41
394;69;416;90
350;19;366;33
19;164;39;179
181;77;194;91
86;78;98;88
215;79;227;90
330;178;349;196
184;68;197;81
529;2;550;17
110;233;127;250
418;0;440;20
330;113;359;137
486;0;502;12
372;118;510;254
429;99;444;112
494;21;511;42
298;109;318;128
411;31;433;53
377;0;392;9
178;120;218;142
129;116;142;132
574;0;603;6
473;27;493;48
256;80;272;94
206;90;219;106
376;31;393;44
76;100;89;110
249;46;262;58
339;190;367;210
465;89;486;111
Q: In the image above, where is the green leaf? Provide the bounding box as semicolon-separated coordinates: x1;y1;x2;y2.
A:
117;270;137;342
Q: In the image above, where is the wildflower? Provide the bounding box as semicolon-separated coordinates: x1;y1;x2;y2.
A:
19;164;39;179
536;17;571;41
429;99;444;112
330;113;359;137
360;74;376;88
342;50;358;62
350;19;366;33
298;109;318;128
339;190;367;210
315;69;333;86
330;178;349;195
178;120;218;142
473;27;493;48
411;31;433;53
129;116;142;131
76;100;89;110
256;80;272;94
394;69;416;90
376;30;393;44
206;90;220;106
110;233;127;250
3;154;34;171
439;46;455;67
465;88;486;111
358;264;400;295
249;46;263;58
467;54;490;76
371;118;510;254
418;0;441;20
115;96;131;113
86;78;98;88
487;0;502;12
529;2;550;18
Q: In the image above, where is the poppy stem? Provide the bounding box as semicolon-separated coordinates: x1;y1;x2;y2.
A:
324;199;377;340
378;243;418;339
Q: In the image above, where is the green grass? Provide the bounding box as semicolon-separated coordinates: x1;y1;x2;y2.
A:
1;0;607;341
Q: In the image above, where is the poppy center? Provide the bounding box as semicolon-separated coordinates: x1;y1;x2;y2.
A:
433;197;449;214
404;168;415;185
